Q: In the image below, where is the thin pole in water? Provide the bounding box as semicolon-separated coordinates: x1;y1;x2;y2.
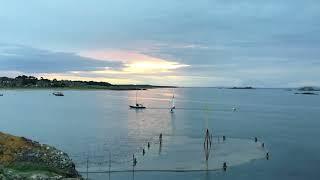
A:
86;156;89;179
109;152;111;180
132;154;136;180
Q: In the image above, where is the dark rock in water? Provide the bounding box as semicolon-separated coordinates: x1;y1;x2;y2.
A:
0;132;82;179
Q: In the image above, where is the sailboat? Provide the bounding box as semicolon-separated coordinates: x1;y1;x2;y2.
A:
129;90;146;109
170;89;175;113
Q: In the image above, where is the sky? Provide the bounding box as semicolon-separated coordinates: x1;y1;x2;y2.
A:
0;0;319;87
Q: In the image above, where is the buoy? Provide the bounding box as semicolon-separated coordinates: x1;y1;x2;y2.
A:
133;154;137;166
223;162;227;171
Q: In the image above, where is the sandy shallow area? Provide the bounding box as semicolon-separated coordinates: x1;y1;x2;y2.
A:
79;135;268;172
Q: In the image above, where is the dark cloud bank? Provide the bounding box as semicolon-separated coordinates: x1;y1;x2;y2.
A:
0;44;121;73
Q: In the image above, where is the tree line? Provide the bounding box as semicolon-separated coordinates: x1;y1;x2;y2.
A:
0;75;112;88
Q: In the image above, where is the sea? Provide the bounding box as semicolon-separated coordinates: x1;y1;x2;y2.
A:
0;88;319;180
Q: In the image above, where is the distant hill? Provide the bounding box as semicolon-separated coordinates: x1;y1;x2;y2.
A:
0;75;174;90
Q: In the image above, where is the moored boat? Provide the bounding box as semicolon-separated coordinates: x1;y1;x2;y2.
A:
129;90;146;109
52;92;64;96
130;104;146;109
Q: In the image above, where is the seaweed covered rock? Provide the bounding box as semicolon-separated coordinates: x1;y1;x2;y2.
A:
0;132;82;179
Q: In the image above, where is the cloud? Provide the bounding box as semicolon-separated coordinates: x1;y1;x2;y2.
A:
78;49;189;74
0;44;190;85
0;44;121;73
1;1;320;86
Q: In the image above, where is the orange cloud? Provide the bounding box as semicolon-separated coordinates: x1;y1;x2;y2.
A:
78;49;189;74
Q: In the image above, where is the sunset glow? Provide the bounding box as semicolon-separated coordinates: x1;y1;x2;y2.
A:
123;61;189;74
79;50;189;74
1;0;319;87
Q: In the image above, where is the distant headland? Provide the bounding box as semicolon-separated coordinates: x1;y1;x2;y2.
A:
297;86;320;92
0;75;174;90
294;86;319;95
229;86;255;89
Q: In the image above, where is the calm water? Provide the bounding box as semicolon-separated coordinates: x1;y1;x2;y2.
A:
0;88;320;180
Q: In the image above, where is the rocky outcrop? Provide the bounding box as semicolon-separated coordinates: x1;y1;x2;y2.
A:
0;132;82;179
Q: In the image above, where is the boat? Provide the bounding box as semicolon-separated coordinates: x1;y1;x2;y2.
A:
0;94;3;97
170;89;175;113
130;104;146;109
129;90;146;109
52;92;64;96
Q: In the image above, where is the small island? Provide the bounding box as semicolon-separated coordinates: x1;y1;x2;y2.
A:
229;86;255;90
294;86;319;95
297;86;320;91
0;75;174;90
0;132;81;179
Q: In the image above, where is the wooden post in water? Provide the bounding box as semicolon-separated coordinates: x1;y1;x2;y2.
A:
204;128;212;170
109;152;111;180
132;154;134;171
86;156;89;179
132;154;136;180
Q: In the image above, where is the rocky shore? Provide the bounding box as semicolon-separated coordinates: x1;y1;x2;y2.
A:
0;132;82;179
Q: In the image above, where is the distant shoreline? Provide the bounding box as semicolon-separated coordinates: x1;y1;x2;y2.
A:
0;75;175;90
0;86;178;91
0;86;176;91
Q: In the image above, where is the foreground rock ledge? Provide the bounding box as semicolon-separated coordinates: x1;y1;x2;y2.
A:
0;132;82;179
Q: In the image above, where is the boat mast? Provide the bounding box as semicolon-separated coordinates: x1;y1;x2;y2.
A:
135;90;138;105
172;89;175;109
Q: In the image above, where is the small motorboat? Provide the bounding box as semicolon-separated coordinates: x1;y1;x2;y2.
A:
130;103;146;109
52;92;64;96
